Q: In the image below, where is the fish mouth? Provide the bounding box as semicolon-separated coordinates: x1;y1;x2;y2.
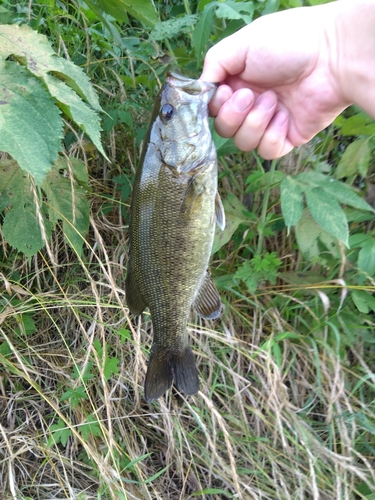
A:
167;72;217;100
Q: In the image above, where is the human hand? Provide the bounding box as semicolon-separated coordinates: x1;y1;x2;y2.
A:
201;3;351;159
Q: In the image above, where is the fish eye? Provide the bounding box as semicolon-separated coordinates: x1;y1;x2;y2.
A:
160;103;174;121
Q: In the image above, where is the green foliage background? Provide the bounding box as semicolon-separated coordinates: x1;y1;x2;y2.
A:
0;0;374;499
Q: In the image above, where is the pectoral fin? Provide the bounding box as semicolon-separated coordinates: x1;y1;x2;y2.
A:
125;263;146;316
180;175;200;214
215;192;225;231
193;271;222;320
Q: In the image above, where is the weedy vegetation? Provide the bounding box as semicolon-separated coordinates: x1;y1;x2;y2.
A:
0;0;374;499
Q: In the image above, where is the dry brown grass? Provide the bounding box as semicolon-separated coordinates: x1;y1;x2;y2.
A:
1;185;374;499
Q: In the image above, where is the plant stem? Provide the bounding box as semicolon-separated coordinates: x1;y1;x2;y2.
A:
183;0;192;15
256;159;277;255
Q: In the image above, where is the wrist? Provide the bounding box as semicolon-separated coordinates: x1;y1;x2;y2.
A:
329;0;375;117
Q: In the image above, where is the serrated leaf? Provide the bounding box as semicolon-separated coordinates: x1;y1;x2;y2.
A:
322;179;374;212
2;191;51;258
61;386;88;407
0;161;53;257
215;0;254;24
192;3;215;65
49;419;72;448
42;160;89;256
0;24;102;111
0;160;26;212
297;172;374;212
0;63;62;185
295;170;330;186
91;0;158;27
80;414;103;441
335;138;371;179
305;187;348;245
0;24;106;162
150;15;197;41
104;356;120;381
295;209;340;261
280;175;304;229
44;74;107;159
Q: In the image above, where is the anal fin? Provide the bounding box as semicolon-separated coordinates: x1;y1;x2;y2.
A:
125;263;146;316
193;270;222;320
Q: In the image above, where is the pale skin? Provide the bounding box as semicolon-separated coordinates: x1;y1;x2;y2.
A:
200;0;375;159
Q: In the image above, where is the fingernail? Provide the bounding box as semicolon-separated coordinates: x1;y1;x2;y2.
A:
257;91;277;111
232;89;253;112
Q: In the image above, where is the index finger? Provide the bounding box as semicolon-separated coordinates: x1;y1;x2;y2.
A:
200;29;249;83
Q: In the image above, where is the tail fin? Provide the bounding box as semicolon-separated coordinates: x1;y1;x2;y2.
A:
144;345;199;403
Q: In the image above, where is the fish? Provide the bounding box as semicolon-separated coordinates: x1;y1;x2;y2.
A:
125;72;225;403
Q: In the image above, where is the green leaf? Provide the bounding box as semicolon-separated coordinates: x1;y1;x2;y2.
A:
16;314;36;336
297;172;374;212
0;24;106;162
93;338;104;358
69;158;90;191
215;0;254;24
295;209;340;261
0;161;53;257
72;362;95;382
357;239;375;276
280;175;304;229
335;138;371;179
0;25;102;110
339;112;375;136
245;170;285;193
0;160;25;212
43;74;107;159
90;0;159;27
42;159;90;256
192;3;216;65
150;15;198;41
104;356;120;381
48;419;72;448
318;179;374;212
352;290;375;314
61;386;88;407
234;253;281;293
80;413;103;441
117;327;131;343
305;187;349;246
0;63;62;185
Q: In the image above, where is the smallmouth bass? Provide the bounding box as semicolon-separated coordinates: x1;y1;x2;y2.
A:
125;73;225;402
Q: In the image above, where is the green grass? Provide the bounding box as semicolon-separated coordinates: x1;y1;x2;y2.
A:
1;0;375;498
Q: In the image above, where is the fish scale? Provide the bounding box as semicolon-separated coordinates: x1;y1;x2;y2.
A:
125;73;225;402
